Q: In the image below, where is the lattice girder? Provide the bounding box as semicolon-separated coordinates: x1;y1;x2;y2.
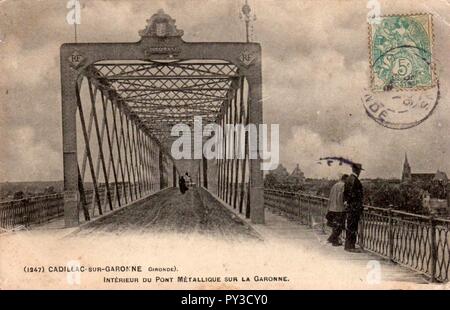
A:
87;61;239;145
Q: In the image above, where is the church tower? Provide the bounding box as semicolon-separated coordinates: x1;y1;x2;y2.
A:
289;164;305;184
402;153;412;182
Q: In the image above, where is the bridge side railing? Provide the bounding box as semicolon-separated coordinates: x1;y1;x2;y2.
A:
264;189;450;283
0;194;64;229
0;183;159;230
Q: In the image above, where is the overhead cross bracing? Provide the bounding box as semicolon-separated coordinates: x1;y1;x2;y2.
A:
91;61;240;143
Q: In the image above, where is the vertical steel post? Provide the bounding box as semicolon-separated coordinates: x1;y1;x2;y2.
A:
61;49;80;227
228;91;235;205
159;149;164;190
247;60;265;224
232;83;240;209
388;208;394;262
359;210;365;250
222;108;228;201
224;102;229;203
239;96;249;215
430;216;437;282
221;114;226;198
238;78;246;214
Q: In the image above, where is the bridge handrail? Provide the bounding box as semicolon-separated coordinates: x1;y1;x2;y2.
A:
0;193;65;229
0;193;63;207
0;185;157;230
264;188;450;223
264;188;450;283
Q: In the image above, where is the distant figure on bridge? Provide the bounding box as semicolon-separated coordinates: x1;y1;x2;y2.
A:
343;163;364;253
326;174;348;246
179;175;188;194
184;172;192;188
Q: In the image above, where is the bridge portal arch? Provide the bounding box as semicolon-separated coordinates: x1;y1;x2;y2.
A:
60;10;264;227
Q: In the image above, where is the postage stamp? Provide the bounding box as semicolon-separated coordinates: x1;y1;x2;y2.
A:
369;14;435;92
364;13;439;130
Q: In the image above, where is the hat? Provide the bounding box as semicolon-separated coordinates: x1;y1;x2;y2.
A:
352;163;364;171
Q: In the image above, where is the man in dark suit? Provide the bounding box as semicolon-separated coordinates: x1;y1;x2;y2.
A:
343;163;364;252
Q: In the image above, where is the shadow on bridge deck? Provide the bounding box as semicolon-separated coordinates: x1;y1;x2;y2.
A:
72;187;260;241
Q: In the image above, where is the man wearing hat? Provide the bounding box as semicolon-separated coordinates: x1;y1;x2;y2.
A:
343;163;364;252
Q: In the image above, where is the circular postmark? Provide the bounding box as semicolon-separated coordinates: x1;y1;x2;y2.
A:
363;46;440;130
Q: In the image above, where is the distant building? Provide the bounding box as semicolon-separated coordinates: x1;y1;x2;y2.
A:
287;164;305;185
270;164;289;180
401;153;448;184
264;163;305;189
402;153;449;212
401;153;412;181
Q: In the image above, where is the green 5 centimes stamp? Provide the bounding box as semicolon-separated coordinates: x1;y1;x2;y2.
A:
370;14;435;92
363;13;440;130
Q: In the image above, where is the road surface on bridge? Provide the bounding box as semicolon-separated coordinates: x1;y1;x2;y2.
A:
73;187;260;240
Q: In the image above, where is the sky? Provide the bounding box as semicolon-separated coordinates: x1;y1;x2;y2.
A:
0;0;449;182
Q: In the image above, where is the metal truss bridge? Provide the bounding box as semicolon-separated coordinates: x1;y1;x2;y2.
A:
59;9;264;226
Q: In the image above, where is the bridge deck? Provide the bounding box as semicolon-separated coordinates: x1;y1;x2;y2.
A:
1;188;438;289
72;187;430;286
74;187;260;240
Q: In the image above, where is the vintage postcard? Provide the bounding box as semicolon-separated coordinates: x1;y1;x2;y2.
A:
0;0;450;292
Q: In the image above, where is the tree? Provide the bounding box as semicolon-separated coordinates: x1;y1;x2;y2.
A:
399;182;424;213
264;173;278;188
264;164;290;189
370;183;402;208
13;191;25;200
